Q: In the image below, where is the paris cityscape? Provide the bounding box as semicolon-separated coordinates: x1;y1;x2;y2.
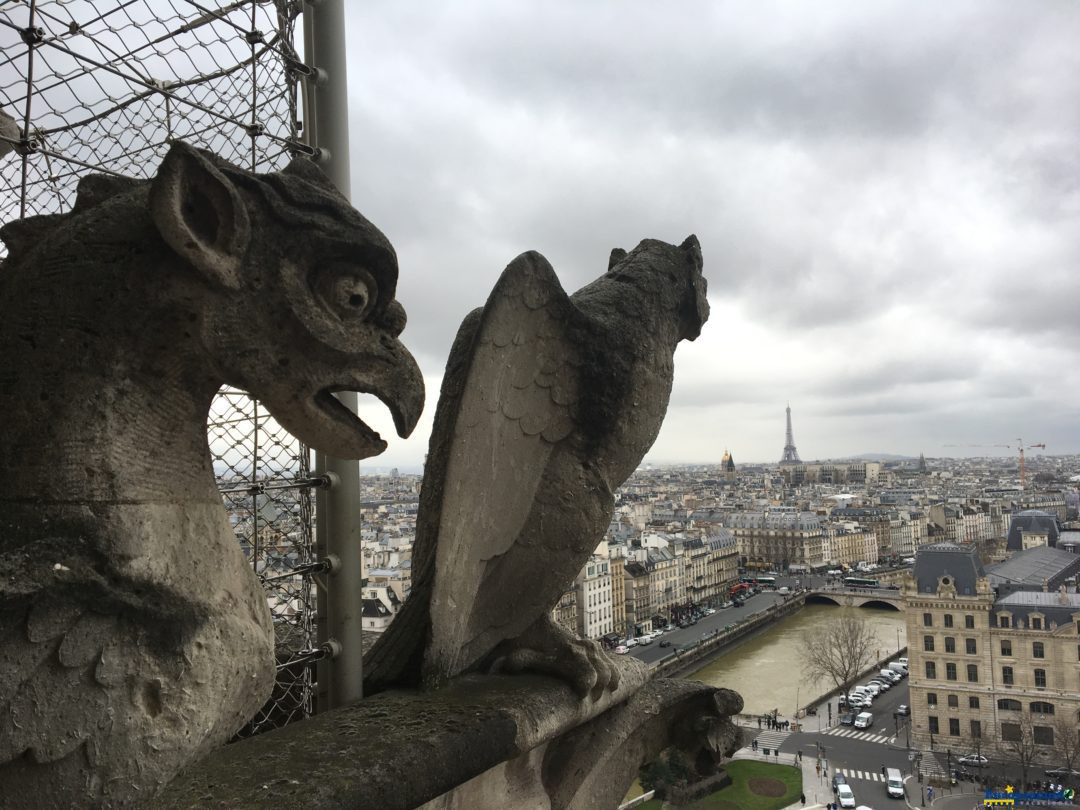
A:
354;405;1080;808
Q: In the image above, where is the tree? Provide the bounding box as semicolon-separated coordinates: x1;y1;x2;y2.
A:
996;714;1041;790
800;614;878;710
1049;713;1080;785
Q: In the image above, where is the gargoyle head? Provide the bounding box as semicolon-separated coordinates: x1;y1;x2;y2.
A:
607;234;709;342
149;141;424;459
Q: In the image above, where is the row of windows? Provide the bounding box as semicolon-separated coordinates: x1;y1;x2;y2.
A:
924;661;979;682
1001;666;1047;688
923;613;977;629
925;717;1055;744
927;693;981;709
996;699;1056;714
923;636;979;654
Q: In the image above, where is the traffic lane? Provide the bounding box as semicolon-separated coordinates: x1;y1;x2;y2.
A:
628;590;787;665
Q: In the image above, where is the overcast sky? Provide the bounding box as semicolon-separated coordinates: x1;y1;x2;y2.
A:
340;1;1080;470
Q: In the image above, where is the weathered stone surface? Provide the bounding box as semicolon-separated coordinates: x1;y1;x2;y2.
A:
0;142;424;807
364;236;709;696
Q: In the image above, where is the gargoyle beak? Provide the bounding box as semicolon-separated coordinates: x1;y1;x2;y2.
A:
266;334;425;461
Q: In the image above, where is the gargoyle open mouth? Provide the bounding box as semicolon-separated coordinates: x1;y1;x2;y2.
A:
313;387;388;447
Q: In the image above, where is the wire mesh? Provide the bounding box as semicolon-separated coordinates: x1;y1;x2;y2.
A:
1;0;318;736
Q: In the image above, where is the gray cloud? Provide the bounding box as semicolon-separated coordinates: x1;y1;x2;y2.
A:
342;1;1080;466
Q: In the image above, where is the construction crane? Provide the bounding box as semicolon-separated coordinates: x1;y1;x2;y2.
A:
942;439;1046;490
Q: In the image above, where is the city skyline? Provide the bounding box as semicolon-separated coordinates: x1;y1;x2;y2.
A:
341;2;1080;468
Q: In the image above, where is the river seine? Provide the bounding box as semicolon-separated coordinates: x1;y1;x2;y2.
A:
688;604;907;716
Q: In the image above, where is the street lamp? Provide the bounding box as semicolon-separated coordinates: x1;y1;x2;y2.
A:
896;627;901;654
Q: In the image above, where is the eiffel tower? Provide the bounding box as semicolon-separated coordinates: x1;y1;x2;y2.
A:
779;403;802;465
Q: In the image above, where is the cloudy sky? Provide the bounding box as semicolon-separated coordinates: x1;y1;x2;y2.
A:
340;1;1080;470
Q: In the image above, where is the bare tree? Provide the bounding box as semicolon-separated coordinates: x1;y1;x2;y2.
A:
800;614;877;712
996;714;1041;790
1049;712;1080;785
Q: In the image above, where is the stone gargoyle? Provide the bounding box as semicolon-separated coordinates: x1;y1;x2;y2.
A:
364;235;709;697
0;142;424;807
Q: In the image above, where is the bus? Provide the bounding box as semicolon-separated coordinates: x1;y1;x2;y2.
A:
843;576;879;589
738;575;777;589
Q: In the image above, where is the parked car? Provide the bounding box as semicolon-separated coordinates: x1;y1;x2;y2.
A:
832;773;847;792
624;638;638;647
957;754;989;767
839;712;856;726
898;657;908;667
637;636;653;645
614;645;629;655
1045;766;1080;778
896;704;910;716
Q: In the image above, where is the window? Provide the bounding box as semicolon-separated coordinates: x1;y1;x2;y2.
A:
924;613;933;626
949;718;960;736
924;635;935;652
998;698;1021;711
929;716;940;734
965;615;975;629
969;696;980;709
1035;669;1046;688
1001;640;1013;656
947;694;959;708
967;664;979;682
1035;726;1055;746
1033;642;1045;659
1032;617;1042;630
1000;616;1010;628
971;719;982;738
946;663;957;681
1001;722;1021;742
1002;666;1014;685
927;692;938;707
944;614;954;628
945;637;956;653
1031;701;1055;715
966;638;977;655
926;661;937;679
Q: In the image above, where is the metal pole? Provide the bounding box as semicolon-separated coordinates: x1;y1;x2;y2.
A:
304;0;364;711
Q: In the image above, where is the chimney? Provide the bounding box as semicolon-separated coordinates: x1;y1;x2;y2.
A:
1060;585;1069;606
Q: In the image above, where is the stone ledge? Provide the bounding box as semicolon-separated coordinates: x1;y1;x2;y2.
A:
155;658;652;810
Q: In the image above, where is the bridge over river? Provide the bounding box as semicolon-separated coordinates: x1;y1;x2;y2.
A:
805;587;902;610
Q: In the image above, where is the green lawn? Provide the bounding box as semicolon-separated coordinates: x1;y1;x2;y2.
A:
637;760;802;810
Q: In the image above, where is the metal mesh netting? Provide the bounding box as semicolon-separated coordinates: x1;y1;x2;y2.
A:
1;0;318;736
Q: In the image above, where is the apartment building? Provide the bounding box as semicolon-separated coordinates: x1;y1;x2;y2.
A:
574;557;614;639
904;542;1080;754
729;510;826;570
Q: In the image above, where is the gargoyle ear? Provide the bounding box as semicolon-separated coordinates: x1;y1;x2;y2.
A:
608;248;627;271
149;141;250;289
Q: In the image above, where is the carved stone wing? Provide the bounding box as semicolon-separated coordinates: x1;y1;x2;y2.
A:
424;251;583;683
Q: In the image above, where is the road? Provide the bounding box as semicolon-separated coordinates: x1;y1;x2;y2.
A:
626;588;788;665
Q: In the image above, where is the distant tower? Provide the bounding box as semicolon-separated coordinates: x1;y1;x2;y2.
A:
779;404;802;465
918;453;927;473
721;449;736;481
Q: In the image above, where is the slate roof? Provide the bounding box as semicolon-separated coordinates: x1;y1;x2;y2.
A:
986;544;1080;592
913;542;984;596
994;590;1080;627
1007;509;1059;551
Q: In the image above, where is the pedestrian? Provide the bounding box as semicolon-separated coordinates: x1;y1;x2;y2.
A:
797;750;802;763
757;716;761;729
816;763;821;776
881;764;886;776
800;792;805;805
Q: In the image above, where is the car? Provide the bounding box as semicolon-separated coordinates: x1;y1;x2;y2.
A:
624;638;638;647
1045;766;1080;778
854;711;874;729
614;645;629;655
869;678;890;690
839;712;856;726
832;773;848;792
896;704;910;716
705;608;716;615
836;783;856;808
719;601;733;609
778;586;790;594
957;754;989;767
898;657;908;667
637;636;652;645
659;640;671;648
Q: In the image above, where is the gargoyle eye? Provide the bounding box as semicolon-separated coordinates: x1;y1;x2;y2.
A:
315;266;378;320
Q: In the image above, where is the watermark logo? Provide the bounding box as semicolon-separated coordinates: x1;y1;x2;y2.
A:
983;785;1075;807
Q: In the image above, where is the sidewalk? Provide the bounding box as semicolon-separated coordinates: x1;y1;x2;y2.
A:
783;750;833;810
